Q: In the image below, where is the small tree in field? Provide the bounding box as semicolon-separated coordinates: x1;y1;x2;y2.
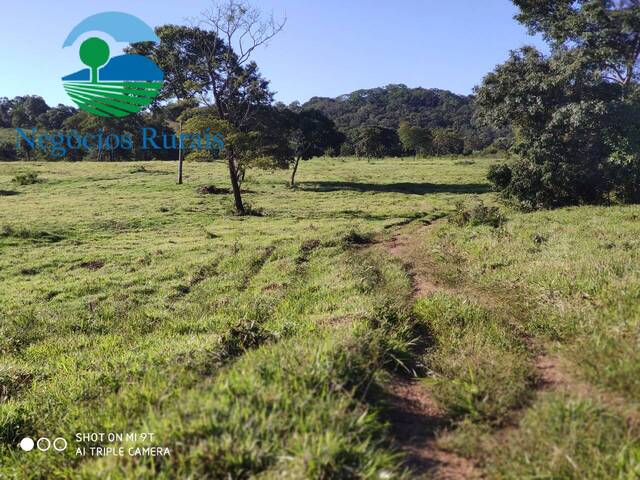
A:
181;105;292;184
129;1;285;214
286;109;344;187
198;1;285;213
398;122;432;156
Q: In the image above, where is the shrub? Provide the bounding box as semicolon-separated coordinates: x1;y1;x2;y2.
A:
476;46;640;209
12;171;40;185
0;142;17;161
487;163;512;191
450;199;505;228
609;150;640;204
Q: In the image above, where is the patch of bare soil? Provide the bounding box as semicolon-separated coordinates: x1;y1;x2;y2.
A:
534;352;639;428
385;377;482;479
384;224;443;298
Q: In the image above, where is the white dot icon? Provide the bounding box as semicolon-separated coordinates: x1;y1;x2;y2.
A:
19;437;34;452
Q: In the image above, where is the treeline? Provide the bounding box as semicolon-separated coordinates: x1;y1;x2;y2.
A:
0;95;180;161
295;84;511;156
0;86;510;164
0;89;510;164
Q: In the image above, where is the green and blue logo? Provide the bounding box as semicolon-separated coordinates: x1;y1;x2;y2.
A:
61;12;163;118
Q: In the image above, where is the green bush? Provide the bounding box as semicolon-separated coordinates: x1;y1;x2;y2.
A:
450;199;505;228
12;171;40;185
491;101;618;209
487;163;512;191
477;46;640;209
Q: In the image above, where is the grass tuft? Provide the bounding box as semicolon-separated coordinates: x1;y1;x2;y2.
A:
450;198;505;228
12;171;40;185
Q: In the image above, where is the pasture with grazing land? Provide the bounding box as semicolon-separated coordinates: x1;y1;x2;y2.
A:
1;157;638;478
3;0;640;477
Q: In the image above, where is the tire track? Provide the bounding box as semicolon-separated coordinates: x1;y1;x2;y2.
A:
377;222;483;479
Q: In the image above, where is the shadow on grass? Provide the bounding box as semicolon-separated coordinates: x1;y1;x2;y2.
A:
0;190;20;196
298;181;491;195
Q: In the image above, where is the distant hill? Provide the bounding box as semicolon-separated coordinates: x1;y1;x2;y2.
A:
299;84;503;152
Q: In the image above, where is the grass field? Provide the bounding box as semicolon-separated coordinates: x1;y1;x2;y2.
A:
0;157;638;479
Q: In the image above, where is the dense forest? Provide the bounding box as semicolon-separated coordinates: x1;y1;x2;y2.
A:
295;84;508;154
0;84;509;166
300;85;473;131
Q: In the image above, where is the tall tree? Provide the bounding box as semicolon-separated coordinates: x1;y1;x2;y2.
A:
0;98;11;127
514;0;640;93
431;128;464;156
36;105;77;130
195;1;285;213
351;126;402;159
127;26;213;102
398;122;432;156
11;96;49;126
476;1;640;208
286;109;344;187
129;1;285;214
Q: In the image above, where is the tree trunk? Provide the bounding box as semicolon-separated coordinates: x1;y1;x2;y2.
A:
290;156;301;187
97;128;105;161
177;120;183;184
227;154;245;214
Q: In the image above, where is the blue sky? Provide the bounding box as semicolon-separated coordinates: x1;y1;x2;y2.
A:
0;0;545;107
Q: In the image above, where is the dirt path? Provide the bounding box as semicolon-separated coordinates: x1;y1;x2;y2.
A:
380;221;639;479
534;351;640;427
379;223;483;479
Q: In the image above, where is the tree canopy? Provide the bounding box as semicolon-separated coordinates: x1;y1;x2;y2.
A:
477;0;640;208
285;109;344;186
301;84;504;153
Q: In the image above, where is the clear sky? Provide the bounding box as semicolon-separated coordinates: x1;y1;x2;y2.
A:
0;0;545;107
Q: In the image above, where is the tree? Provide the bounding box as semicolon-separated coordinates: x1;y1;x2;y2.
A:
514;0;640;92
130;1;285;214
398;122;432;156
476;1;640;208
286;109;344;187
10;96;49;126
181;105;292;181
37;105;77;130
127;26;214;103
351;126;402;158
301;84;502;154
0;98;11;127
431;128;464;156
